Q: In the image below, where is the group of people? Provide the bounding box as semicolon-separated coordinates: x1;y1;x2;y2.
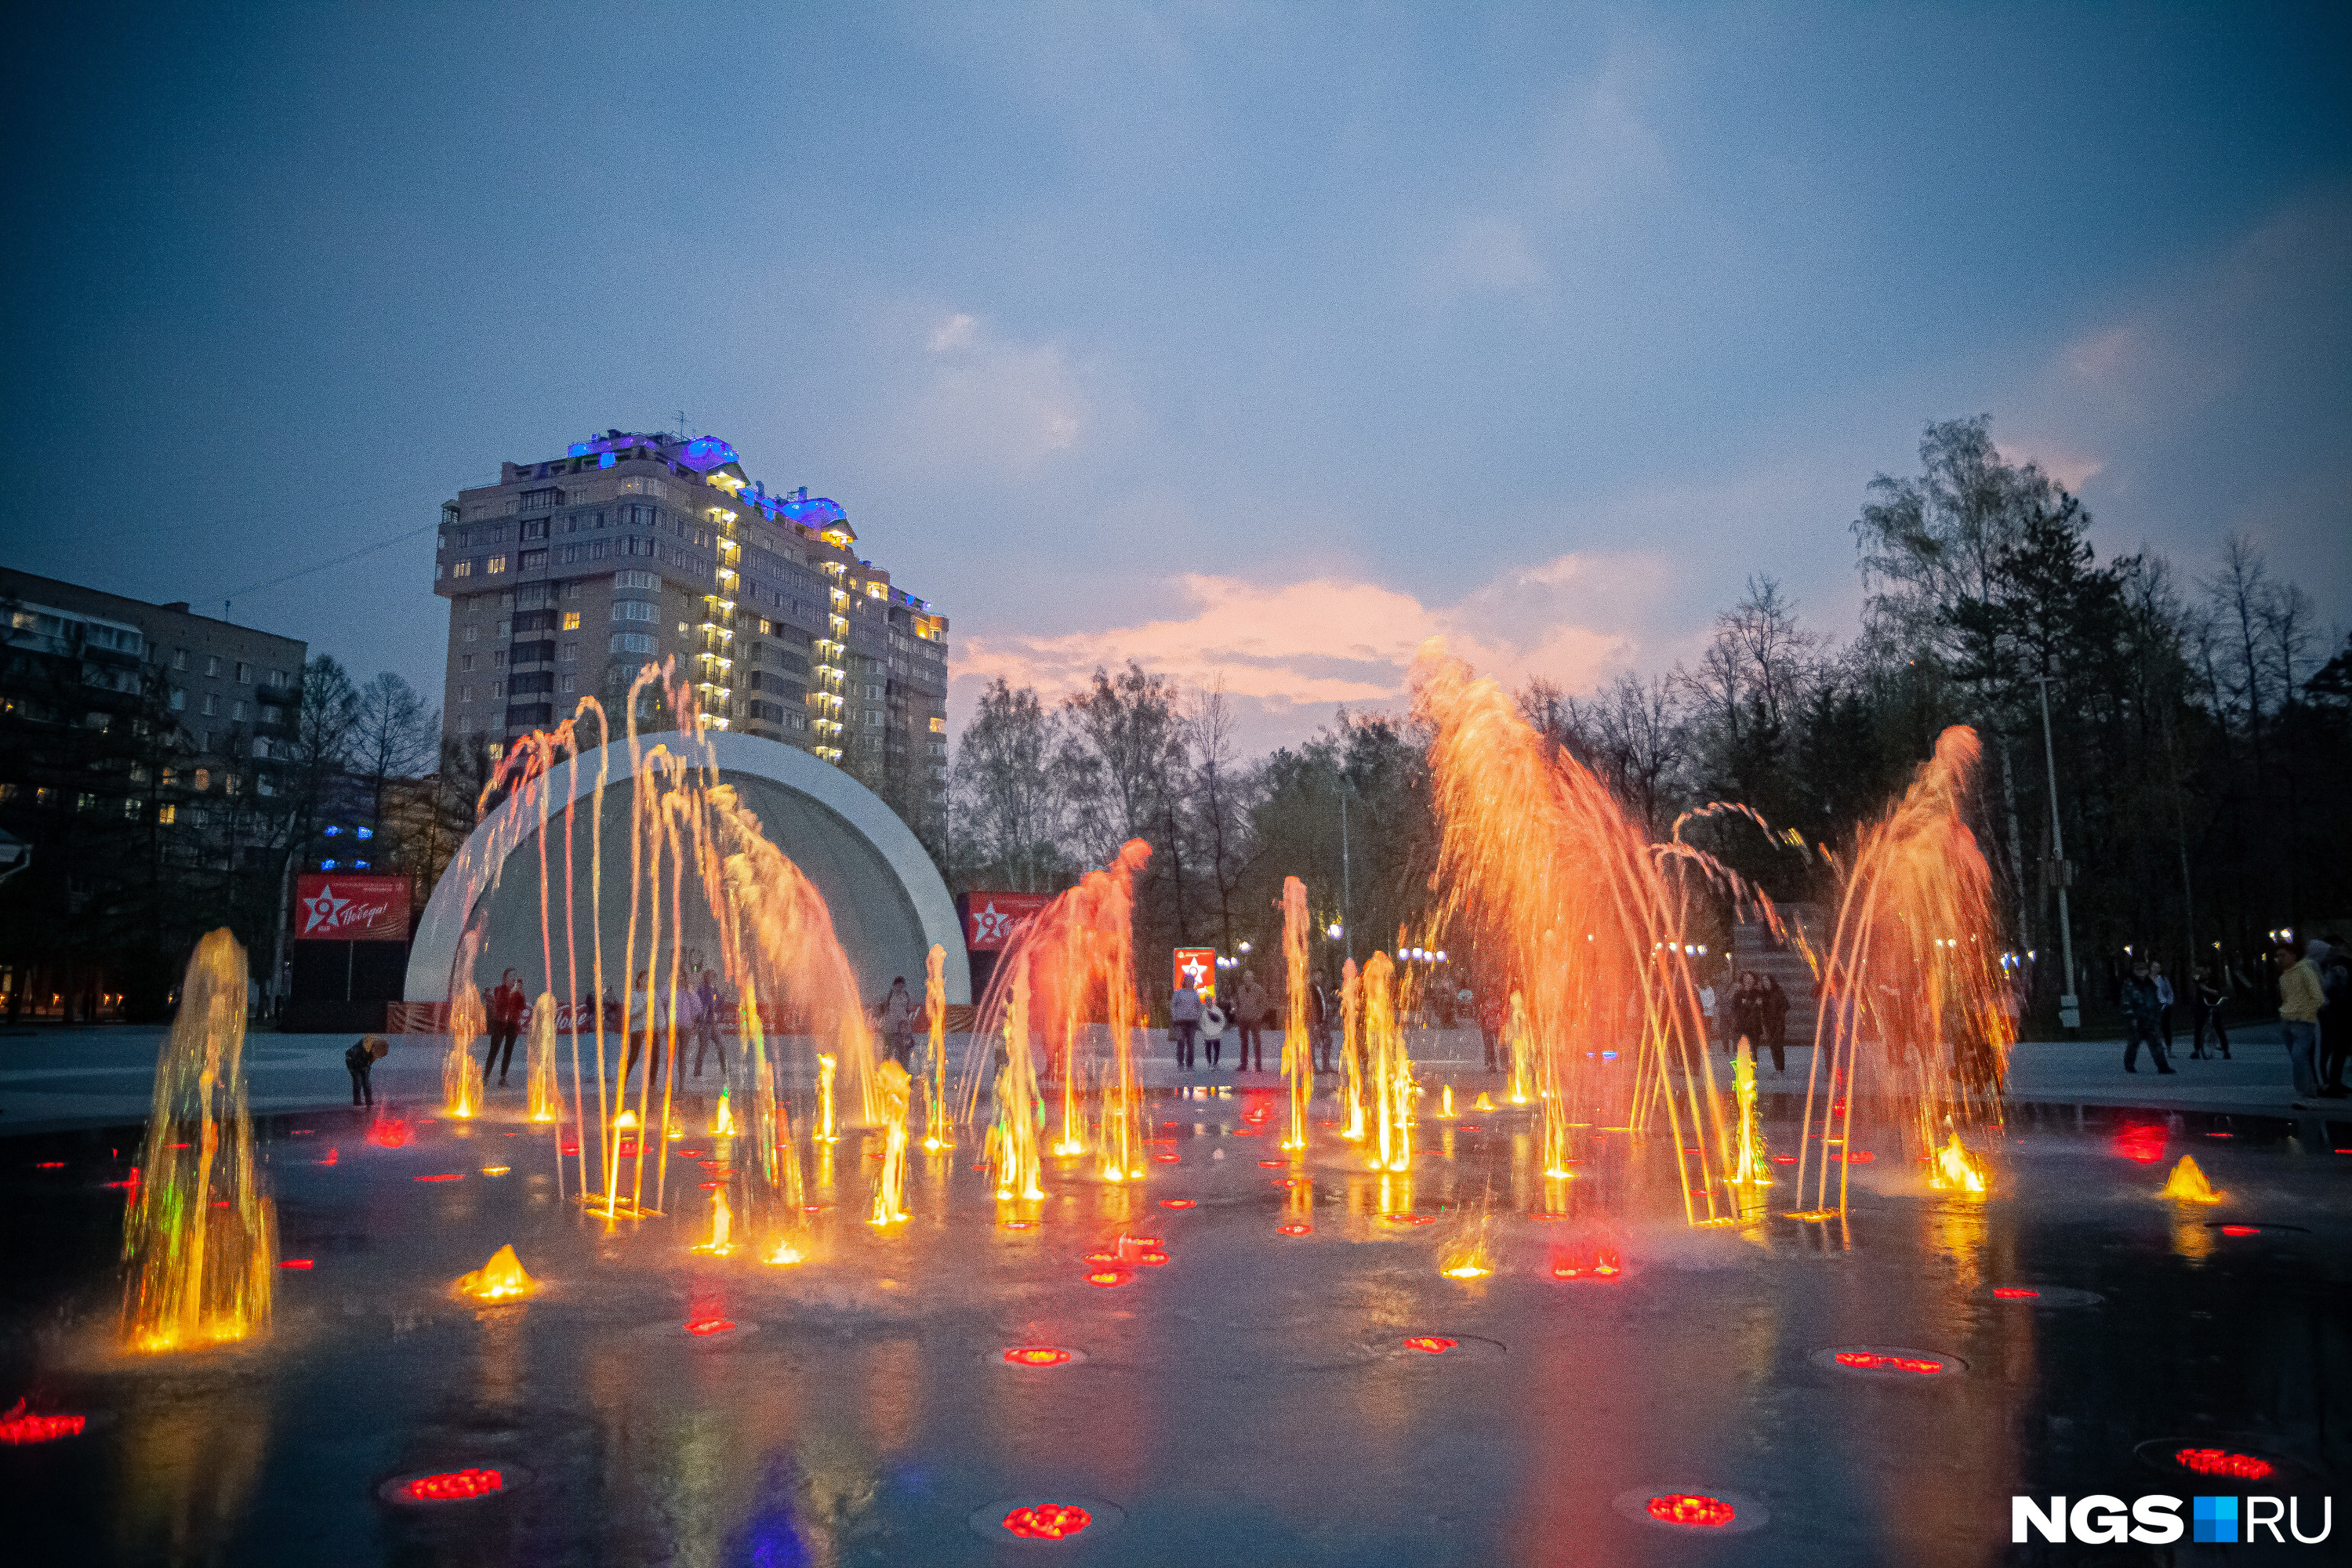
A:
1167;970;1337;1073
2118;937;2349;1103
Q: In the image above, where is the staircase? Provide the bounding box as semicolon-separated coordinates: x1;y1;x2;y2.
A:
1730;901;1828;1047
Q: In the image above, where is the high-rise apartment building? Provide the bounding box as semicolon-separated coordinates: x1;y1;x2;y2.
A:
433;430;949;831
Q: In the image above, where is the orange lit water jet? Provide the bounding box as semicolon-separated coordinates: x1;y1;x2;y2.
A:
1280;877;1313;1152
122;929;277;1353
989;970;1047;1203
1412;642;1726;1223
922;944;953;1151
442;930;485;1121
1800;724;2012;1216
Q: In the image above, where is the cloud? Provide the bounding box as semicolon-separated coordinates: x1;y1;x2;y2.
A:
898;310;1105;473
1429;216;1547;297
951;550;1667;751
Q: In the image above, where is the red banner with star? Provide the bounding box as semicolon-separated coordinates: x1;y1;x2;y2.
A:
1173;947;1217;1004
294;874;412;942
956;891;1052;952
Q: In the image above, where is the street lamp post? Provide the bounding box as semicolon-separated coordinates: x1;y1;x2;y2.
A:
1337;771;1354;965
2033;674;2080;1035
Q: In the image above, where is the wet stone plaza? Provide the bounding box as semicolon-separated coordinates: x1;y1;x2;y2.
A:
5;1069;2349;1567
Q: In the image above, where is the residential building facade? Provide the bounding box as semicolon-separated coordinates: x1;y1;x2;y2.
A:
0;567;308;1019
433;430;948;834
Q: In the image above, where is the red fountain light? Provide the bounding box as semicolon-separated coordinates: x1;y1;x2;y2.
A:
368;1118;411;1149
404;1468;504;1501
1001;1347;1073;1367
1991;1287;2038;1299
1277;1222;1312;1236
684;1316;737;1337
415;1174;464;1183
1134;1250;1167;1266
2219;1225;2259;1236
0;1402;86;1445
1552;1248;1623;1279
280;1259;314;1271
34;1161;64;1170
1647;1494;1736;1528
1086;1269;1125;1287
2174;1447;2274;1481
2116;1123;2167;1164
1003;1504;1093;1540
1835;1352;1945;1375
1403;1336;1457;1354
1159;1199;1196;1210
1258;1160;1287;1168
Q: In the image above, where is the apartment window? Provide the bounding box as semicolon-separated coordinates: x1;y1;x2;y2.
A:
35;787;56;808
929;717;945;733
169;688;187;711
488;680;503;699
521;519;550;541
497;619;512;638
75;793;96;812
206;655;221;677
614;569;658;590
611;632;656;655
269;669;289;687
865;710;884;727
457;716;474;736
460;654;475;673
252;737;270;760
561;675;576;694
559;641;577;664
612;601;655;622
172;649;187;671
453;560;472;578
521;549;546;571
236;661;250;682
564;581;583;601
459;685;473;704
192;769;209;791
487;555;507;575
561;611;580;630
158;804;177;826
201;693;217;717
232;701;247;720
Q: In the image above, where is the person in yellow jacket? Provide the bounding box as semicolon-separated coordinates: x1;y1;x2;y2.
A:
2274;942;2327;1102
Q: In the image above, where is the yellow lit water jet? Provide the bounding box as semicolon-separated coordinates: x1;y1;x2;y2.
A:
869;1059;912;1226
692;1186;736;1256
815;1054;840;1143
453;1244;536;1302
1439;1226;1493;1279
922;944;953;1151
122;928;276;1354
1473;1091;1496;1113
2158;1154;2225;1204
1504;992;1533;1105
525;992;561;1123
1363;953;1414;1172
1928;1131;1988;1196
991;970;1046;1203
764;1236;808;1266
443;930;485;1120
711;1090;737;1138
1438;1083;1456;1119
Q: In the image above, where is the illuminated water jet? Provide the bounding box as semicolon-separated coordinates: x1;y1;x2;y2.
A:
453;1245;536;1302
2159;1155;2225;1204
121;928;276;1354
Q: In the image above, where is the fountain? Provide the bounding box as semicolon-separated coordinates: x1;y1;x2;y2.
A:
442;929;485;1121
121;928;277;1353
525;992;561;1123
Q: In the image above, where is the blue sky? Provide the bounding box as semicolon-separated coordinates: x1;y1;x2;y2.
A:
6;2;2346;749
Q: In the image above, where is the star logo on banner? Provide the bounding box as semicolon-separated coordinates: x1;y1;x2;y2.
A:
1181;956;1209;989
973;900;1014;946
303;884;350;935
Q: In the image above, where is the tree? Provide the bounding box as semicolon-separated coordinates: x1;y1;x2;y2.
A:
949;677;1071;893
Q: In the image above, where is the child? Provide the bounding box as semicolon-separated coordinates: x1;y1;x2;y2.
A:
347;1033;388;1106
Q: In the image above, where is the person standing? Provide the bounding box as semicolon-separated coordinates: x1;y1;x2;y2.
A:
347;1033;387;1106
879;976;918;1069
484;968;528;1087
1478;988;1506;1073
1170;979;1201;1071
626;968;666;1076
1760;973;1790;1073
2314;935;2350;1097
2274;942;2327;1102
689;967;727;1080
2151;960;2177;1059
2119;959;2174;1075
1310;973;1334;1073
1697;978;1719;1054
1234;970;1268;1073
2191;963;2231;1060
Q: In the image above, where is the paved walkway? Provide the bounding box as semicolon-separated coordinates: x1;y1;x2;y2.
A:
0;1020;2330;1137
